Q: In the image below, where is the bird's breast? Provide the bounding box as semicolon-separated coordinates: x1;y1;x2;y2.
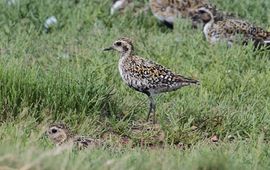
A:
118;58;150;93
118;58;132;85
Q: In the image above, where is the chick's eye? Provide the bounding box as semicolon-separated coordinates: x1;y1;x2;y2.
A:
198;10;204;14
52;129;57;133
115;42;122;46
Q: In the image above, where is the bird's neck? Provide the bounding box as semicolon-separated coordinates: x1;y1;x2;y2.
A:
120;49;133;58
57;136;68;146
203;18;214;38
204;20;214;30
64;132;75;143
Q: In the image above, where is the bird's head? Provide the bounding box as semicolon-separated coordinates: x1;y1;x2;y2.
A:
46;123;72;145
103;37;134;55
191;5;215;25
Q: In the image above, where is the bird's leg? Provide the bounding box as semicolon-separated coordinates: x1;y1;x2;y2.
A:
152;99;156;124
147;95;156;123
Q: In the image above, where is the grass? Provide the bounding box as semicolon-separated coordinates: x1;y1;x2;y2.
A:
0;0;270;169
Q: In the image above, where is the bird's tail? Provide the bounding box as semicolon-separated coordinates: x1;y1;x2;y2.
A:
264;40;270;44
253;32;270;50
181;76;200;86
187;79;200;85
264;33;270;45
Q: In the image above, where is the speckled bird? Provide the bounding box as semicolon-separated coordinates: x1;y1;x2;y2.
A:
149;0;233;29
189;3;235;29
46;123;101;150
103;37;199;123
193;6;270;47
110;0;132;15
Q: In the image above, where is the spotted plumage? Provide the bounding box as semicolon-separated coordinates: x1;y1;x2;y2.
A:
111;0;132;15
46;123;100;150
103;37;199;123
193;6;270;47
190;3;235;28
149;0;233;29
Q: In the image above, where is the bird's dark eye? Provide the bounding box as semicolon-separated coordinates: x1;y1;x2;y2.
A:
198;10;205;14
52;129;57;133
115;42;122;46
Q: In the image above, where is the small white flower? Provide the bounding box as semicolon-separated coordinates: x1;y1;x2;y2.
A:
44;16;57;29
226;70;232;73
58;53;70;59
6;0;16;6
175;37;181;42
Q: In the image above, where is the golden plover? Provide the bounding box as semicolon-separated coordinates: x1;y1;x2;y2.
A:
110;0;132;15
190;4;234;29
149;0;232;29
193;6;270;47
149;0;207;28
103;37;199;123
46;123;100;150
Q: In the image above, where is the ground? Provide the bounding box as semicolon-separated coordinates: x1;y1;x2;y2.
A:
0;0;270;169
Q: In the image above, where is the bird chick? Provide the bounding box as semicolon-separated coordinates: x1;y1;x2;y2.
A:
46;123;100;150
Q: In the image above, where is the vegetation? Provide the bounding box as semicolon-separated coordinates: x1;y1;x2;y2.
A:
0;0;270;169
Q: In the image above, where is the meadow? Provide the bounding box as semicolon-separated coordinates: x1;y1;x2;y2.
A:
0;0;270;169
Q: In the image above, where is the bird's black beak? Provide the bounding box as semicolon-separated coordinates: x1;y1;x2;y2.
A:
103;47;113;51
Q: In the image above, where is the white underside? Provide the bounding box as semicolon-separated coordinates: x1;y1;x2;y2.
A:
111;0;125;15
164;16;175;23
203;22;212;42
152;5;177;24
203;22;222;44
154;14;175;24
154;13;165;22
